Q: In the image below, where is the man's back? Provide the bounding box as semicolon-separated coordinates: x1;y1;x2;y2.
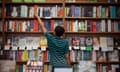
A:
45;32;69;67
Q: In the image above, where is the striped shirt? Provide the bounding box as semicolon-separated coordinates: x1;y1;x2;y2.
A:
45;32;69;67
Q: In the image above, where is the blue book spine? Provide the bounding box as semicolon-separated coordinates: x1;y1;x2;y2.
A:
74;6;80;17
44;20;51;31
48;51;50;61
114;21;118;32
110;6;116;18
30;20;34;31
19;65;23;72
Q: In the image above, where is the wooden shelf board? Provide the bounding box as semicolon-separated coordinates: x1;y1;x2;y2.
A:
4;2;63;5
65;2;120;5
5;17;63;20
16;61;27;65
96;61;120;64
5;32;120;35
5;32;53;35
65;17;120;20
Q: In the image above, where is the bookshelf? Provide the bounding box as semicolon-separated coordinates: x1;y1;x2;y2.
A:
0;0;120;72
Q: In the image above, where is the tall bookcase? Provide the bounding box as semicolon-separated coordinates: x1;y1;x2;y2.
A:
0;0;120;72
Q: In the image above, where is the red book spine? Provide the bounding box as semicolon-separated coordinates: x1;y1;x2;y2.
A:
33;20;39;32
93;21;97;32
51;20;54;32
43;50;48;62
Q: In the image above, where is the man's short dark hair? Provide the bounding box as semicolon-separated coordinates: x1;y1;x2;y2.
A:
55;26;65;37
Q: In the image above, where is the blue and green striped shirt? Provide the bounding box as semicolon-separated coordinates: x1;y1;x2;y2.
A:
45;32;69;67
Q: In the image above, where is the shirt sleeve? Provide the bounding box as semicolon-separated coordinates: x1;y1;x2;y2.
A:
64;41;69;54
44;32;54;41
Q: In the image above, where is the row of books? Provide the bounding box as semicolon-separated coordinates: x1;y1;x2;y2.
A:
3;48;50;62
73;61;96;72
5;35;120;51
65;20;120;32
66;37;120;51
66;0;120;2
6;0;61;2
5;5;120;18
6;36;47;50
5;20;63;32
16;63;52;72
70;49;120;62
65;6;120;18
73;63;120;72
97;64;120;72
5;5;63;17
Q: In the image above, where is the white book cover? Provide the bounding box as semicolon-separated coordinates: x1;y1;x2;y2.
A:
84;20;87;32
93;6;96;18
29;7;34;17
40;7;43;17
74;20;78;32
93;37;100;50
22;21;27;32
24;5;28;17
101;20;106;32
107;19;111;32
20;5;25;17
78;21;81;31
78;61;96;72
107;37;113;51
100;37;108;51
9;21;12;32
51;6;56;17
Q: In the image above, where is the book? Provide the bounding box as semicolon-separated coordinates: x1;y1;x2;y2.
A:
107;37;113;51
83;6;93;17
100;37;108;51
110;6;116;18
22;48;28;61
116;7;120;17
93;37;100;50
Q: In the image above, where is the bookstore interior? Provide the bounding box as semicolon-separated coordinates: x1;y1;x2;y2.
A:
0;0;120;72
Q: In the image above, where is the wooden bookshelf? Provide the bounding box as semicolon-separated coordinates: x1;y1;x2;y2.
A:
96;61;120;64
1;0;120;72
